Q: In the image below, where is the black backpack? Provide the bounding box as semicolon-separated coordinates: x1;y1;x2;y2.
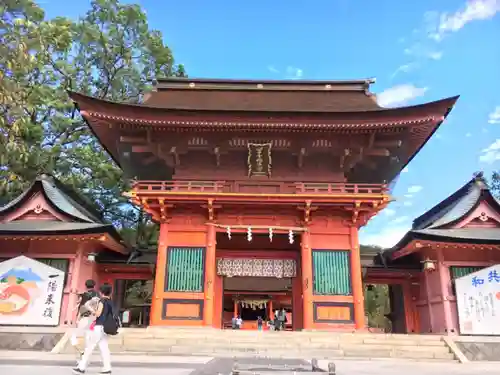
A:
101;300;121;336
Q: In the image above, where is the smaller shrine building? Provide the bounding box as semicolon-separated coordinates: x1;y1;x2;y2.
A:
0;175;152;327
366;173;500;335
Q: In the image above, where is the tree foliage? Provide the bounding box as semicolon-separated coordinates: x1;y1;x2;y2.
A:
0;0;185;246
489;172;500;198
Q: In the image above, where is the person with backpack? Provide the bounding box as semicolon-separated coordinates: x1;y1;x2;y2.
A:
74;283;119;374
70;279;99;358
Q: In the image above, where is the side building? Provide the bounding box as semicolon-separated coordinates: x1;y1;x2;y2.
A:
367;173;500;334
0;174;145;327
70;77;458;330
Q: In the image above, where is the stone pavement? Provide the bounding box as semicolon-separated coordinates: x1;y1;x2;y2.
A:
1;351;499;374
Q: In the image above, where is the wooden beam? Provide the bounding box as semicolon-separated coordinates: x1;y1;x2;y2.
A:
375;139;402;148
132;145;153;153
120;136;147;143
365;148;390;156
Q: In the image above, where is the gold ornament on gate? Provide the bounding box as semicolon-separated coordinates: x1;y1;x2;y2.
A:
247;142;272;177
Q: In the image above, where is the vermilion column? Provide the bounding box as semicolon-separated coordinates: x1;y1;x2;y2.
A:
349;226;365;330
150;222;168;325
66;244;83;325
301;230;313;330
233;300;238;318
437;249;453;334
204;224;217;326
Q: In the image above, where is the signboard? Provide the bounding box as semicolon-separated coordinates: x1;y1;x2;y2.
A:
0;256;65;326
455;264;500;335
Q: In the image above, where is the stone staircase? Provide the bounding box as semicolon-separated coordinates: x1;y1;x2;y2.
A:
60;328;456;361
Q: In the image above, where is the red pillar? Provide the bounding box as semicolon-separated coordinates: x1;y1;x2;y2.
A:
150;222;168;326
233;300;238;318
301;230;313;330
437;249;453;334
349;226;365;330
66;243;84;325
203;224;216;326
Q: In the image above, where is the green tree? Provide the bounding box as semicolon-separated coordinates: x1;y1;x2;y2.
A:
1;0;185;246
489;172;500;197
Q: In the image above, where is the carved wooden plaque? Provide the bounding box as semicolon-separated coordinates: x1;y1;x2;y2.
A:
247;142;272;177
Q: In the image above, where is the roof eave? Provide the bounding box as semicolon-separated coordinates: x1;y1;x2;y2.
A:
68;91;460;117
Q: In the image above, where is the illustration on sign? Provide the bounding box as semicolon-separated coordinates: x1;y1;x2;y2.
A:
0;256;65;326
455;264;500;335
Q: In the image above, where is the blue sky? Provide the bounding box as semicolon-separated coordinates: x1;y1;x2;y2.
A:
42;0;500;248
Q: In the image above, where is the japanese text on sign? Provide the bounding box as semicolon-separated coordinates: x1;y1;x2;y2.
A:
472;270;500;287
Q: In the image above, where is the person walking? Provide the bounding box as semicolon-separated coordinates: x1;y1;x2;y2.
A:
73;283;115;374
70;279;99;359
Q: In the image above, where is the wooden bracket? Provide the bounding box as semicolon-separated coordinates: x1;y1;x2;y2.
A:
352;201;361;224
298;147;306;169
214;147;221;167
298;200;317;224
339;148;350;169
170;146;180;166
158;199;174;222
201;199;221;222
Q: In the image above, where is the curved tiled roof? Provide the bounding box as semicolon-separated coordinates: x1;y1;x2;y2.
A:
412;175;499;230
0;174;101;223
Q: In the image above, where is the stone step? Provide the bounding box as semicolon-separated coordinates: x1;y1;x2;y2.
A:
114;335;448;347
116;337;449;352
125;332;445;344
118;346;456;361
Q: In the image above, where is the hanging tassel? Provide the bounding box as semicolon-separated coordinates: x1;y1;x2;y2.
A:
226;226;232;240
289;229;294;244
269;227;273;242
247;227;252;242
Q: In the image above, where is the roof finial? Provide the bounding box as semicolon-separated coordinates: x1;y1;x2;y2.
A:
473;171;484;180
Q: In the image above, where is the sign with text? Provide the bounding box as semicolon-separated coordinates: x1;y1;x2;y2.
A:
455;264;500;335
0;256;65;326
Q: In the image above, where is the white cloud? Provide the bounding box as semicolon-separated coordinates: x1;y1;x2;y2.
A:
466;132;472;137
402;167;409;173
430;0;500;41
267;65;279;74
285;66;303;80
391;216;410;224
403;201;413;207
383;208;396;217
407;185;423;194
488;106;500;124
479;139;500;163
391;63;419;78
404;194;413;198
376;84;428;107
428;51;444;60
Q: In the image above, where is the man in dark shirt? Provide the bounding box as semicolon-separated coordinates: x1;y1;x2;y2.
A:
74;283;114;374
